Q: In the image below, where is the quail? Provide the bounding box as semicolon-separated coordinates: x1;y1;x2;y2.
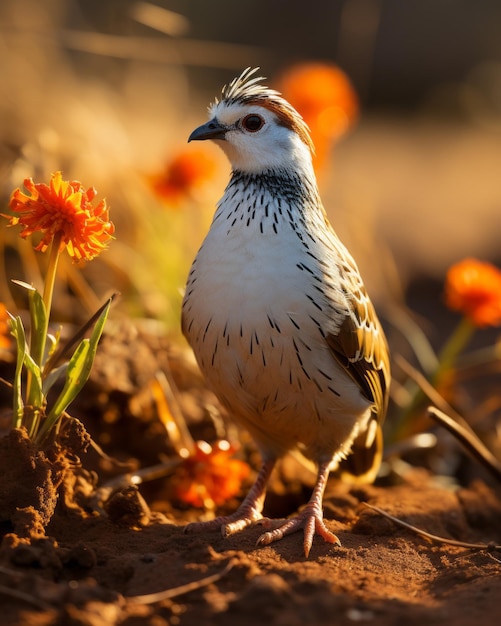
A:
182;68;390;556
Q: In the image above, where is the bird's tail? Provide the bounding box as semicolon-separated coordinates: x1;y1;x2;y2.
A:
335;420;383;485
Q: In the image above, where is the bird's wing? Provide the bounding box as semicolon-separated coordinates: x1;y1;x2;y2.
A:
325;259;390;483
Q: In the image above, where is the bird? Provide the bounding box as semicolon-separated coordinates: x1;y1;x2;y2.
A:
182;68;390;557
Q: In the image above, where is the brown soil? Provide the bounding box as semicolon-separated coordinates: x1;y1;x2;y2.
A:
1;323;500;626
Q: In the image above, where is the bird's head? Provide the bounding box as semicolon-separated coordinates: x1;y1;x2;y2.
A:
188;68;315;175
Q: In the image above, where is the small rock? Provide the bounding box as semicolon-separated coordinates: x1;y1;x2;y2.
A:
104;486;151;528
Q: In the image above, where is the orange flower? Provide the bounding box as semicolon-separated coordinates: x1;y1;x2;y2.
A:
173;440;250;509
0;303;11;351
278;62;359;170
149;148;217;206
6;171;114;261
445;258;501;327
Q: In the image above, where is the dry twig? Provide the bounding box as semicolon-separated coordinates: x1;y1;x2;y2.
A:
427;406;501;482
128;560;234;604
363;502;501;552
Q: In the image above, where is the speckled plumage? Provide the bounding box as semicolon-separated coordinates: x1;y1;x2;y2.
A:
182;68;390;556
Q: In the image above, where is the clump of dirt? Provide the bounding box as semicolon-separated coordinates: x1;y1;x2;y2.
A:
0;417;94;537
0;427;65;533
1;323;501;626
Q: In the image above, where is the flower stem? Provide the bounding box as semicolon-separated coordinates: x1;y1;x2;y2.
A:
43;232;62;323
25;233;62;431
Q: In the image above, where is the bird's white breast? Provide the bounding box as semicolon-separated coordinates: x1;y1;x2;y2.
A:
182;173;372;463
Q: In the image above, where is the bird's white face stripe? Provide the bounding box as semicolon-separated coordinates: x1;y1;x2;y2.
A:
202;101;313;175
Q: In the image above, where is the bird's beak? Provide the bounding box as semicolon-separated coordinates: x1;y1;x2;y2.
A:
188;119;227;142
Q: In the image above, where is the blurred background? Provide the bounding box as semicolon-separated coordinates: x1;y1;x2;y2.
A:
1;0;501;332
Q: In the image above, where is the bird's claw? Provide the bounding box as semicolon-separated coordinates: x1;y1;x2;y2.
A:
256;510;341;557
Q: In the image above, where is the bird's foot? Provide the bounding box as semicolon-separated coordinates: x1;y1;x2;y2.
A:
184;503;264;537
184;458;275;538
256;502;341;558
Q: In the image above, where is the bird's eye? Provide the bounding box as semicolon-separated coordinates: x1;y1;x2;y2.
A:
242;114;264;132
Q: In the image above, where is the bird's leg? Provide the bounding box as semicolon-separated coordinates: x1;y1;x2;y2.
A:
256;461;340;557
184;458;276;537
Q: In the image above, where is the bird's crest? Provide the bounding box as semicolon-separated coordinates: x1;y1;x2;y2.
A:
217;67;279;106
213;67;315;153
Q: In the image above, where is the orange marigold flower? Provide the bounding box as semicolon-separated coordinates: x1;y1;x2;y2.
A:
0;303;11;352
278;62;359;170
173;440;250;509
6;171;114;261
149;148;218;206
445;258;501;327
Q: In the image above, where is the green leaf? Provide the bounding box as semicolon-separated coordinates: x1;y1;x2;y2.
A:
8;315;27;429
42;293;118;381
23;350;44;404
11;280;48;367
35;297;112;444
8;313;44;435
27;284;48;368
42;362;69;396
11;279;37;292
11;281;49;413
